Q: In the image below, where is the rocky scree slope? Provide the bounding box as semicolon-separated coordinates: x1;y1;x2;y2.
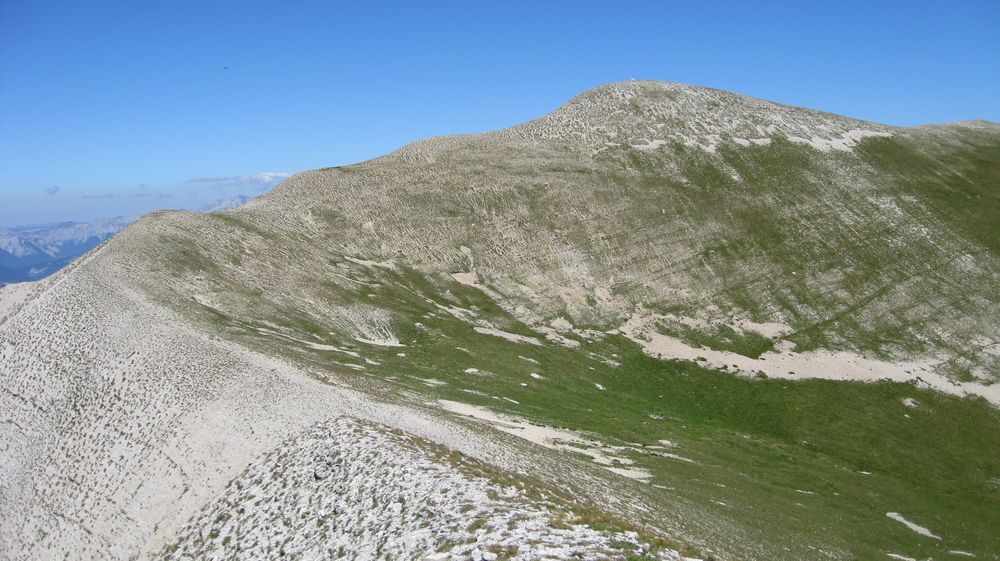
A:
160;418;686;561
0;247;693;560
2;81;1000;561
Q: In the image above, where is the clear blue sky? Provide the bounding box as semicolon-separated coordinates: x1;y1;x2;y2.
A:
2;0;998;227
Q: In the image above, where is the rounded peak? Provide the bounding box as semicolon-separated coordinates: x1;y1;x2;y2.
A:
556;79;779;114
913;119;1000;131
564;79;716;101
511;79;895;155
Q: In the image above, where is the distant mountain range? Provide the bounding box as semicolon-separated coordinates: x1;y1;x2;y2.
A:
0;216;136;285
0;195;254;285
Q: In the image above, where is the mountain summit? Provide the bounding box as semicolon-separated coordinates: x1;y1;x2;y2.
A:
248;81;999;384
2;82;999;561
515;80;895;151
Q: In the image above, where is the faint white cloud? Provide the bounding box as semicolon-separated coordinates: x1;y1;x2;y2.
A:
243;172;290;183
184;171;291;190
129;190;172;199
186;176;229;183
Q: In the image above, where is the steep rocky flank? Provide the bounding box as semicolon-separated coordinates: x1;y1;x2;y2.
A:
239;81;999;382
2;81;999;561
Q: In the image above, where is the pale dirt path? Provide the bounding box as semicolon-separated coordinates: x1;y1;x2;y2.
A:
613;311;1000;406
